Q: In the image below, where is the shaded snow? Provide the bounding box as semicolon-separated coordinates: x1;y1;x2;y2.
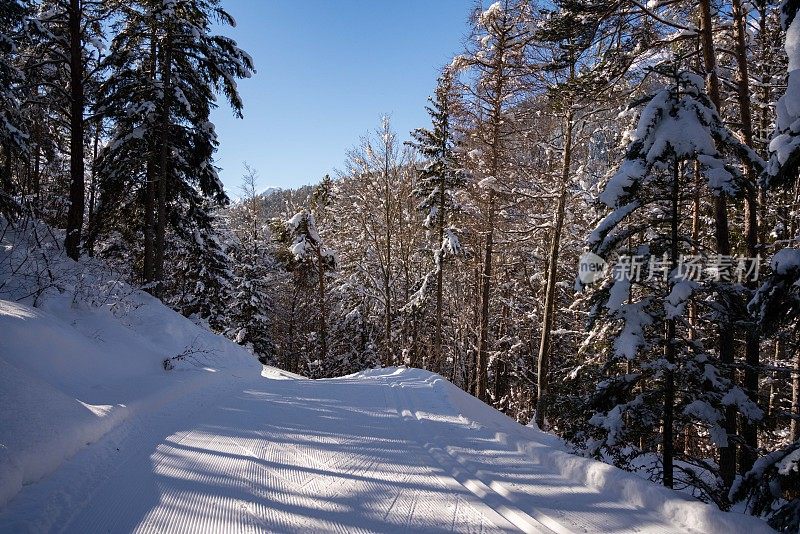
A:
0;365;772;533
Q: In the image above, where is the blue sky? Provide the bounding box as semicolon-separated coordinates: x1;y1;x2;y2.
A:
210;0;476;195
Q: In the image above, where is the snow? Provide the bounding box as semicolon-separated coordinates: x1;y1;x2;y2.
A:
664;279;698;319
0;366;772;533
478;176;499;190
770;247;800;275
0;226;773;532
604;73;758;208
777;447;800;475
768;9;800;178
0;289;259;510
614;300;654;360
589;200;640;244
442;228;461;255
0;220;260;510
479;2;503;25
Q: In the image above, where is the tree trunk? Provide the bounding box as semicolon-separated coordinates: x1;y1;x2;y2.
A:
732;0;761;473
65;0;85;260
154;33;173;295
1;142;12;194
434;167;446;373
384;163;393;365
143;25;158;285
792;343;800;441
699;0;737;488
475;199;494;401
663;160;680;489
316;248;327;363
85;123;100;256
535;109;573;429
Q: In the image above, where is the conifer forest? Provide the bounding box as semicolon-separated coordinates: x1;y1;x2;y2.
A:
2;0;800;531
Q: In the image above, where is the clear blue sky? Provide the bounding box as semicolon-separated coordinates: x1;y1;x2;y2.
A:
210;0;477;194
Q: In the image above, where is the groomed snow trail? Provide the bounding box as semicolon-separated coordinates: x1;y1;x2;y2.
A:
0;367;770;534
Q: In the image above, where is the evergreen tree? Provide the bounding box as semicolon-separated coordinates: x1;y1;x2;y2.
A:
408;68;464;373
272;209;336;368
459;0;533;401
580;68;763;496
93;0;254;295
0;0;29;214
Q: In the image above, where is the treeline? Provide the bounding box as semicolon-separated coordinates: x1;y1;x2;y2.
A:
2;0;800;528
226;1;800;526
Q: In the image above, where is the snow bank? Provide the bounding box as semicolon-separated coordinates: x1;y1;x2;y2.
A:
0;221;260;508
376;367;772;534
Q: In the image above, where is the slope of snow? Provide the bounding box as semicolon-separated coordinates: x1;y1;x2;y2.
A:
0;292;260;509
0;219;260;509
1;365;773;533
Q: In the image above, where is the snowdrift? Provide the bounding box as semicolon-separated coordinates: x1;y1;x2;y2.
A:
0;219;260;508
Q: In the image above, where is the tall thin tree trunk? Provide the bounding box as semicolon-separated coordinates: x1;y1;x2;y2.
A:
535;108;573;429
384;161;393;365
65;0;85;260
476;199;494;401
85;123;100;256
316;248;327;363
1;143;12;196
792;343;800;441
154;34;172;295
33;143;40;202
663;159;680;489
791;186;800;442
732;0;761;473
434;167;446;372
699;0;737;488
143;26;158;285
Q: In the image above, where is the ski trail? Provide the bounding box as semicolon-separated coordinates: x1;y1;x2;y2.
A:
0;367;771;533
387;373;701;534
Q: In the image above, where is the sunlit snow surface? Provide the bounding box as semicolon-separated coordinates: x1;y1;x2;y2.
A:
0;365;772;533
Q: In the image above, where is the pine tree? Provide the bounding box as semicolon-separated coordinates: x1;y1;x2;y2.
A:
93;0;254;296
529;0;658;429
729;4;800;528
580;68;763;495
408;68;464;372
19;0;106;257
0;0;29;215
272;209;336;366
459;0;533;401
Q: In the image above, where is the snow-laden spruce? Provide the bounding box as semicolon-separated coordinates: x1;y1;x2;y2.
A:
578;68;763;502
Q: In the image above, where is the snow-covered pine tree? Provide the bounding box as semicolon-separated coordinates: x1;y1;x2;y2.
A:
529;0;661;430
767;0;800;187
223;165;274;363
407;68;464;373
272;209;336;370
737;246;800;530
92;0;253;298
167;203;236;332
326;272;381;377
19;0;106;257
0;0;29;215
579;67;763;498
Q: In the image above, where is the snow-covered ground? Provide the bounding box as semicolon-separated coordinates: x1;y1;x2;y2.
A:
0;220;775;533
0;356;773;532
0;292;260;511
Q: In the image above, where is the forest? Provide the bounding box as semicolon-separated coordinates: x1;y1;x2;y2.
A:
1;0;800;529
